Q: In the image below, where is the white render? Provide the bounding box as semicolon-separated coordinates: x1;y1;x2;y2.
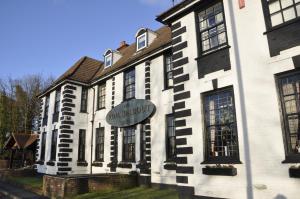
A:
36;1;300;198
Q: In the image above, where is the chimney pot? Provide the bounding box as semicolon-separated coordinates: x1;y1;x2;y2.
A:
117;41;129;51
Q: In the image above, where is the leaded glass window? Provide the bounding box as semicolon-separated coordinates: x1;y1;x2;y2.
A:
123;127;135;162
198;2;227;53
203;88;239;163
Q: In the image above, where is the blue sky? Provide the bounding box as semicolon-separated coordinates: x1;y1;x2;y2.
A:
0;0;173;79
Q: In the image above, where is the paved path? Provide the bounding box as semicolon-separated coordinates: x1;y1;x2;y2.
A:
0;181;48;199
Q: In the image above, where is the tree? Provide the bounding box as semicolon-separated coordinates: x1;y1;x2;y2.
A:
0;74;54;148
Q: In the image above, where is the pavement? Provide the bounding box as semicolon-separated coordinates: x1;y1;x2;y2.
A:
0;181;48;199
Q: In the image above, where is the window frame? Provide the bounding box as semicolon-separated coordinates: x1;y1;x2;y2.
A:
195;0;229;56
136;33;148;51
262;0;300;30
104;53;113;68
140;123;147;161
123;126;136;162
40;132;46;161
276;69;300;163
50;129;58;161
43;95;50;126
54;89;61;114
201;86;241;164
164;52;174;90
80;87;88;113
78;129;86;162
95;127;105;162
97;83;106;110
123;68;136;101
166;114;176;162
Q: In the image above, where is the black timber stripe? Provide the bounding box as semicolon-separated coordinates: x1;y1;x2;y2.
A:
173;57;189;68
145;137;151;142
59;134;70;138
176;157;188;164
62;103;75;108
176;166;194;174
173;67;184;77
174;109;191;118
59;158;72;162
174;91;190;101
145;67;150;72
172;27;186;38
60;125;71;129
172;52;183;61
174;102;185;110
176;138;187;145
146;143;151;148
171;21;181;31
146;95;150;100
65;85;76;90
62;90;73;94
60;130;73;134
62;112;75;116
174;74;189;84
146;156;151;161
58;144;69;147
145;90;150;95
58;167;72;171
57;162;68;166
172;36;182;46
172;41;187;53
175;128;193;136
58;153;69;157
62;98;72;103
63;94;76;99
59;148;72;152
175;119;186;127
61;120;74;125
145;84;150;89
176;147;193;154
60;139;73;143
145;73;150;78
57;172;68;175
174;84;185;93
145;77;150;83
61;107;72;112
176;176;188;184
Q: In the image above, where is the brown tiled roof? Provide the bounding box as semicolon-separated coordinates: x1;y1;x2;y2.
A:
40;26;171;96
55;56;103;84
4;133;38;149
91;26;171;82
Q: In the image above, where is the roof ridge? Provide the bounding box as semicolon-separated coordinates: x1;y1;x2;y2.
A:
67;56;87;79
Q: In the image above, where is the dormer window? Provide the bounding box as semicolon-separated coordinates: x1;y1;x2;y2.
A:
104;53;112;68
137;33;147;51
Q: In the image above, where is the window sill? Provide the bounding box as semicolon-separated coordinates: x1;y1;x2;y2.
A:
201;159;242;165
46;161;55;166
202;166;237;176
195;45;231;60
289;167;300;178
77;161;88;167
80;111;88;114
92;161;103;167
264;18;300;35
282;155;300;163
97;107;105;111
118;162;133;169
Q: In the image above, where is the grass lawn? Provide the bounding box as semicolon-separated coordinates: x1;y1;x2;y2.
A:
7;176;43;189
75;187;179;199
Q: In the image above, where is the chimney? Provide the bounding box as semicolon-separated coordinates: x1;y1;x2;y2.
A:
117;41;129;51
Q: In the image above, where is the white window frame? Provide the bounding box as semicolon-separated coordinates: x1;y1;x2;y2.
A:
136;33;147;51
104;53;112;68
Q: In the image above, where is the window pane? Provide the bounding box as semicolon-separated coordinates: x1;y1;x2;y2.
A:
281;0;293;9
283;7;296;21
269;0;281;13
271;12;283;26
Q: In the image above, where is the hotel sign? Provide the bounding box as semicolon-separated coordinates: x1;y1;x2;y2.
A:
106;99;155;127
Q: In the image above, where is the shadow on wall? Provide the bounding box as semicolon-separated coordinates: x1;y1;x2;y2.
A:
274;194;287;199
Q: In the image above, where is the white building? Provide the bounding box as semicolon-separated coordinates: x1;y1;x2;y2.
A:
36;0;300;198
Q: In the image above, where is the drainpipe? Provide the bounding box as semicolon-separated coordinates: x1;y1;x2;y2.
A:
90;87;96;175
